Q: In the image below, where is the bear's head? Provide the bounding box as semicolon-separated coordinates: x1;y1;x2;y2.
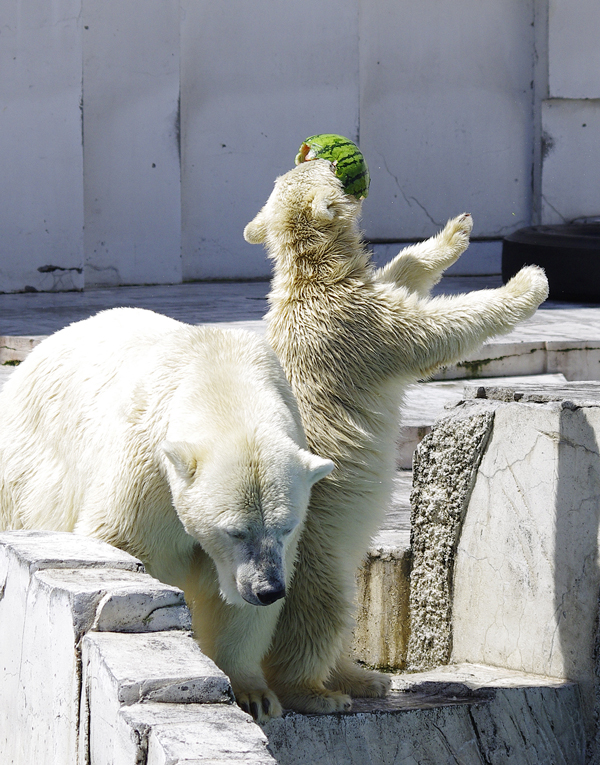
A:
244;160;363;273
162;434;333;607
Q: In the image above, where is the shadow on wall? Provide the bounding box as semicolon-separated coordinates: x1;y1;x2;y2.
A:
556;406;600;761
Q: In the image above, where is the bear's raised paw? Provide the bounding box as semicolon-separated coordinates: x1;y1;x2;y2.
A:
439;212;473;249
505;265;549;305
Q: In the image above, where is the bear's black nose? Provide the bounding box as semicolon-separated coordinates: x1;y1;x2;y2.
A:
256;585;286;606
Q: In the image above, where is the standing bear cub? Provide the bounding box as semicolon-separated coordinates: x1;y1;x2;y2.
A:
0;307;333;722
244;158;549;714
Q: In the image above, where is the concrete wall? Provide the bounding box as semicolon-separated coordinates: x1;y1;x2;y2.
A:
541;0;600;223
0;0;595;292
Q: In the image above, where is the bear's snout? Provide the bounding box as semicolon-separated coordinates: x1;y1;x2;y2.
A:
255;584;286;606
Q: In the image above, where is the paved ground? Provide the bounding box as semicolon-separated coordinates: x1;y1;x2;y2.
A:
3;274;600;338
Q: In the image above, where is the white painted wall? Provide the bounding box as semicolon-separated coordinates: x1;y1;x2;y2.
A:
0;0;84;293
0;0;595;291
180;0;359;280
359;0;535;242
541;0;600;224
82;0;182;287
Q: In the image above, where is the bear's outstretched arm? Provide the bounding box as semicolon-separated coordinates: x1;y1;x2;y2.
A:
374;213;472;297
388;265;548;380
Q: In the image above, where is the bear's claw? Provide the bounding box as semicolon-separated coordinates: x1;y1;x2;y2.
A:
236;688;283;724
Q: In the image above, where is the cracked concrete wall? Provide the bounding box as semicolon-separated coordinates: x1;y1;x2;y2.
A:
359;0;537;242
2;0;595;292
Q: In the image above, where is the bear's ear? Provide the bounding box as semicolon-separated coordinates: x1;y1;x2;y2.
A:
243;209;268;244
310;190;336;222
162;441;202;481
300;449;335;486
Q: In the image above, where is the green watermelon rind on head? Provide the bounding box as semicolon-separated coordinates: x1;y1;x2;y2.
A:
295;133;370;200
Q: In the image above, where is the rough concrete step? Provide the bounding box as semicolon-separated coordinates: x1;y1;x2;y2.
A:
355;373;571;668
263;663;584;765
396;372;568;467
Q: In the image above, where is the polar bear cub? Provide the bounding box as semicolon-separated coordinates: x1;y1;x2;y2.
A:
0;307;333;722
244;158;549;715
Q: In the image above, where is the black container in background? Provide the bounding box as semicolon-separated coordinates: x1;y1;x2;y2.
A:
502;224;600;302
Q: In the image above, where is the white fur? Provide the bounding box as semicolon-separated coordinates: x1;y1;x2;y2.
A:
244;159;549;714
0;307;333;722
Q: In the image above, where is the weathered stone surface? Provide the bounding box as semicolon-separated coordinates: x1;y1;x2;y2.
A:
82;634;240;765
34;567;191;636
82;631;232;707
0;529;144;574
433;340;547;380
264;664;584;765
0;532;200;765
0;532;148;764
354;472;411;669
143;705;276;764
353;545;411;669
0;334;45;363
449;395;600;759
99;702;275;764
407;405;495;669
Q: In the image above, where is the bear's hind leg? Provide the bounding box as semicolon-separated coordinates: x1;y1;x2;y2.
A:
267;682;352;715
325;653;391;698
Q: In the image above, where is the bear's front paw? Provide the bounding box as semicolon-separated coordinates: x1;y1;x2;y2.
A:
506;265;549;306
236;687;283;724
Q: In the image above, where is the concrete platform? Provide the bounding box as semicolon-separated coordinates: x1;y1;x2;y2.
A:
2;277;599;762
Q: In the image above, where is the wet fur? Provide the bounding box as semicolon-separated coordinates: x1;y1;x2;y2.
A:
244;159;549;713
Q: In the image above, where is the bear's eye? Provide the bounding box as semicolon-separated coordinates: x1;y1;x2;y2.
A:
279;522;299;537
224;528;248;541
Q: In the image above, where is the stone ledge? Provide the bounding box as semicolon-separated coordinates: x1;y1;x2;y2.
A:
0;529;144;574
264;663;584;765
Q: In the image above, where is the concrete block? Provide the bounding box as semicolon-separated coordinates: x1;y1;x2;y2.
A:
449;396;600;750
432;340;547;380
265;664;584;764
35;567;191;635
353;545;411;670
0;532;191;764
82;632;235;764
0;335;45;364
547;340;600;382
0;529;143;574
113;703;276;765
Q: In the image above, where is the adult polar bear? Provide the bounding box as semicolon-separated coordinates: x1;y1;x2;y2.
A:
244;158;549;714
0;308;333;723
